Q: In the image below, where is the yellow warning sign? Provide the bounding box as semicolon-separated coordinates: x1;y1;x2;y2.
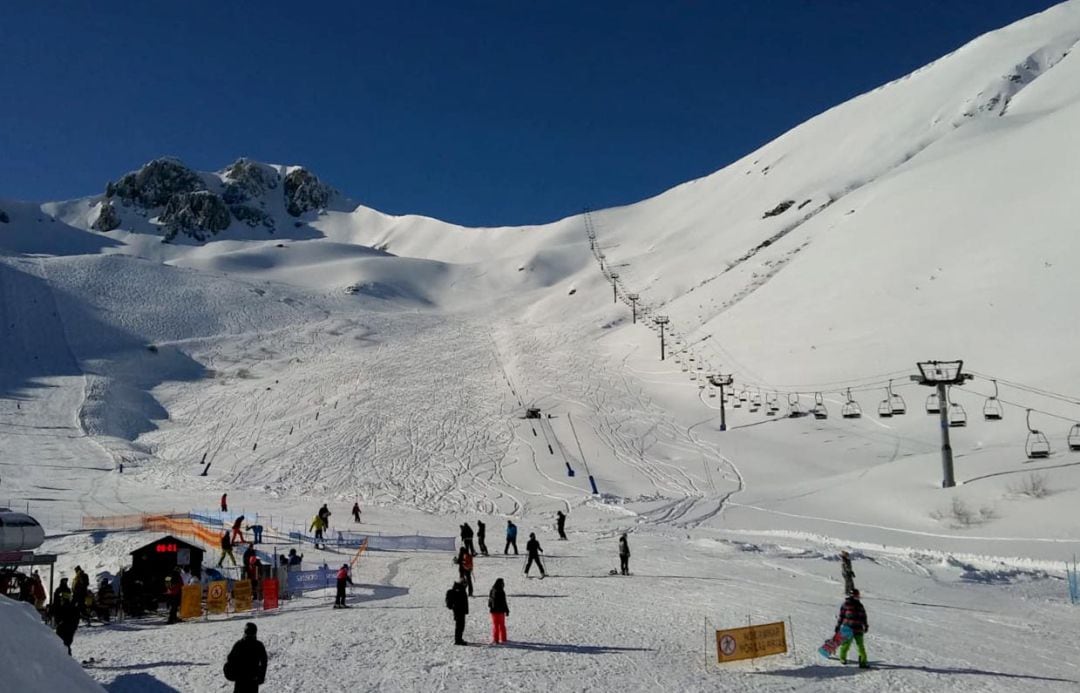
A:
232;579;253;612
716;621;787;663
179;584;203;619
207;580;229;615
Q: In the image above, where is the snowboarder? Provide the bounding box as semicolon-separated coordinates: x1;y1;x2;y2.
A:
351;501;361;523
504;521;518;555
219;531;237;567
95;579;115;622
164;576;182;624
221;493;228;512
247;523;264;545
840;550;856;595
318;503;332;529
334;564;353;608
488;577;509;644
310;514;327;549
224;622;268;692
835;589;869;668
556;510;567;540
618;534;631;576
232;515;246;545
455;547;474;596
445;580;469;645
476;520;489;556
524;533;545;578
52;582;79;655
460;523;476;556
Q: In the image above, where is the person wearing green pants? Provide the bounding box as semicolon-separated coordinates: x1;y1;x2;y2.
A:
835;589;869;668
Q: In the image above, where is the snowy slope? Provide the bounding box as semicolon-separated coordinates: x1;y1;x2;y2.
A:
3;3;1080;691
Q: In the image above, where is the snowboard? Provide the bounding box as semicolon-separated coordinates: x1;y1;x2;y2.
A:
818;624;854;659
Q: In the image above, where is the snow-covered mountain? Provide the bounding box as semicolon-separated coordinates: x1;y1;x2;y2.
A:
4;3;1080;691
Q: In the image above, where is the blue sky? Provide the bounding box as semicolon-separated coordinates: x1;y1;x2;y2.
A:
0;1;1064;226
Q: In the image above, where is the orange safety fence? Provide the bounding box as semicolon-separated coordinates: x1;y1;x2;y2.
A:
81;512;223;549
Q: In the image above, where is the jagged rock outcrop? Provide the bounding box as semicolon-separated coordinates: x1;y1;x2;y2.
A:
221;158;280;204
106;158;207;208
159;191;231;242
230;204;275;229
283;168;332;217
91;201;121;232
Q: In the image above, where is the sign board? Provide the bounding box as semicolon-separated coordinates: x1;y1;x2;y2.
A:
287;567;332;595
179;584;202;619
233;579;253;612
177;548;191;566
0;551;56;566
716;621;787;663
262;578;279;610
207;580;229;615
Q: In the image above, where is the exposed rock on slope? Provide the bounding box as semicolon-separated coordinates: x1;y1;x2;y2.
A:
159;191;231;242
91;201;120;232
284;168;332;217
106;157;206;208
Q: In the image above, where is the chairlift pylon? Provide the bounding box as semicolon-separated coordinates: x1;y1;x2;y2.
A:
1025;409;1051;459
812;392;828;420
841;388;862;419
983;380;1003;421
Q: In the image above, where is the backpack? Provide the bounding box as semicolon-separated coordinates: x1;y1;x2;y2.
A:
445;589;455;610
223;657;236;682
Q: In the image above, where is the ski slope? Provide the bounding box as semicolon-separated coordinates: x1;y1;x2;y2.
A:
3;2;1080;691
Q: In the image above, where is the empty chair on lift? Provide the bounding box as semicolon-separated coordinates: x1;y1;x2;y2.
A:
877;387;894;418
749;392;761;412
841;389;862;419
1068;423;1080;452
925;392;941;415
888;380;907;415
948;402;967;427
788;393;804;418
812;392;828;420
732;389;742;408
766;393;779;416
1025;409;1051;459
983;380;1003;421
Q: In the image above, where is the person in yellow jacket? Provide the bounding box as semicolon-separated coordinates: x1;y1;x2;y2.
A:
310;515;327;549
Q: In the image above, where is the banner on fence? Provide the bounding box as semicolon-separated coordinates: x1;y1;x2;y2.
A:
286;567;332;595
207;580;229;615
263;579;279;610
290;531;455;552
716;621;787;663
179;584;203;619
233;579;253;612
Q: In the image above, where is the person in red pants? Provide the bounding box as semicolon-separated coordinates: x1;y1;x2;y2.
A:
488;578;510;644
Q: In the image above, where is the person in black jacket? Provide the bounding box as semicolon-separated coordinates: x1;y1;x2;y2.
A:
460;523;476;556
524;533;545;578
52;580;79;655
476;520;489;556
488;578;510;644
447;580;470;645
225;622;268;692
556;511;567;540
618;534;631;575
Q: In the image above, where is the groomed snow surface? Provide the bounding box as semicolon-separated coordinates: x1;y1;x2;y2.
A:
4;2;1080;691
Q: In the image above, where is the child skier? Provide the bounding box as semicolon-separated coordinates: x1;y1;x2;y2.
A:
488;578;509;644
835;589;869;668
524;533;545;578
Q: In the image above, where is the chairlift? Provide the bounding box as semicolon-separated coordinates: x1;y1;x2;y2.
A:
983;380;1003;421
1025;409;1051;459
1068;423;1080;452
739;390;748;402
708;389;717;399
812;392;828;420
925;392;940;415
841;388;862;419
749;390;761;412
888;379;906;415
766;393;779;416
732;392;742;408
788;393;804;418
877;386;893;418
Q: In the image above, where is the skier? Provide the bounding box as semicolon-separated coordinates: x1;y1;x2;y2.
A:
445;579;469;645
224;622;268;692
476;520;489;556
247;522;264;545
219;531;237;567
232;515;246;545
334;564;353;608
310;514;327;549
52;582;80;656
351;501;361;523
488;577;509;644
455;547;474;596
835;589;870;668
460;523;476;557
840;551;856;595
556;510;567;540
164;576;182;624
504;521;518;555
318;503;332;529
618;534;631;575
221;493;228;512
524;533;545;578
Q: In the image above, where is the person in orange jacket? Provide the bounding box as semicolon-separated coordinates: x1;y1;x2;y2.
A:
334;564;353;608
455;547;474;596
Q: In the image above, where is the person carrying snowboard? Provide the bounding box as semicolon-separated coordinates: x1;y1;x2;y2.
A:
460;523;476;556
488;577;509;644
504;521;518;555
310;514;327;549
835;589;869;668
224;622;268;692
556;511;567;540
840;550;856;595
334;564;353;608
351;501;361;523
445;579;469;645
232;515;246;545
618;534;631;575
524;533;545;578
219;531;237;567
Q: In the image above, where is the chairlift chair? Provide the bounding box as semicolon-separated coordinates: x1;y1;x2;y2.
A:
766;393;779;416
925;392;940;415
732;392;741;408
948;403;968;427
708;389;717;399
983;380;1003;421
1025;409;1051;459
812;392;828;420
841;397;862;419
877;399;894;418
1068;424;1080;452
788;393;804;418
